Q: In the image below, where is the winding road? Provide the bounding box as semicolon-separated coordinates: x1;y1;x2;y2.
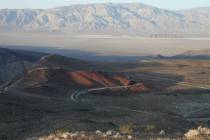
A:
69;72;210;103
70;85;135;102
69;80;210;122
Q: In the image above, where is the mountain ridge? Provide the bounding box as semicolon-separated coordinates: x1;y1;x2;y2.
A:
0;48;45;86
0;3;210;37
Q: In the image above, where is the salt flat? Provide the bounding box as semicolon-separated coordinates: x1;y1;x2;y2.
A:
1;32;210;56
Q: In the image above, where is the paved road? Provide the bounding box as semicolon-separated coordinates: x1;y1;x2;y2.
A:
69;82;210;124
70;90;88;102
70;88;190;120
69;75;210;102
70;84;144;102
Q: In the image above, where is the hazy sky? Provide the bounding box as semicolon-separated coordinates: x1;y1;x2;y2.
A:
0;0;210;10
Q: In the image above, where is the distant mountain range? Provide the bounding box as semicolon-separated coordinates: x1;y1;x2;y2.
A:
0;3;210;37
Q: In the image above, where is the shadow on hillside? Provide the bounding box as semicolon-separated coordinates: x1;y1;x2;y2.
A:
0;45;152;62
124;72;184;91
159;88;210;95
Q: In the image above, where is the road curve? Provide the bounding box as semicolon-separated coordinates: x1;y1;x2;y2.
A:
70;84;142;102
69;85;210;123
70;90;88;102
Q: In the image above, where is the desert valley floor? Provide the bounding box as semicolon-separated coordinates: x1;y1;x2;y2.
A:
0;49;210;139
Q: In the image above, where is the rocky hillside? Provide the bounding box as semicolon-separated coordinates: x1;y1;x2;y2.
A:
7;55;148;97
0;3;210;36
0;48;45;86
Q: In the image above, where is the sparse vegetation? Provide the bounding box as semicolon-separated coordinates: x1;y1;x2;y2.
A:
35;130;126;140
144;123;156;132
184;126;210;140
119;123;135;134
28;127;210;140
54;128;69;136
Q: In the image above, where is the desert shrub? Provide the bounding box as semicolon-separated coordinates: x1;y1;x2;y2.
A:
54;128;68;135
184;126;210;140
144;123;156;132
119;123;135;134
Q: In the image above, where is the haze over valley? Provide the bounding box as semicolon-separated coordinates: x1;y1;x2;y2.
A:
1;2;210;58
1;32;210;59
1;1;210;140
